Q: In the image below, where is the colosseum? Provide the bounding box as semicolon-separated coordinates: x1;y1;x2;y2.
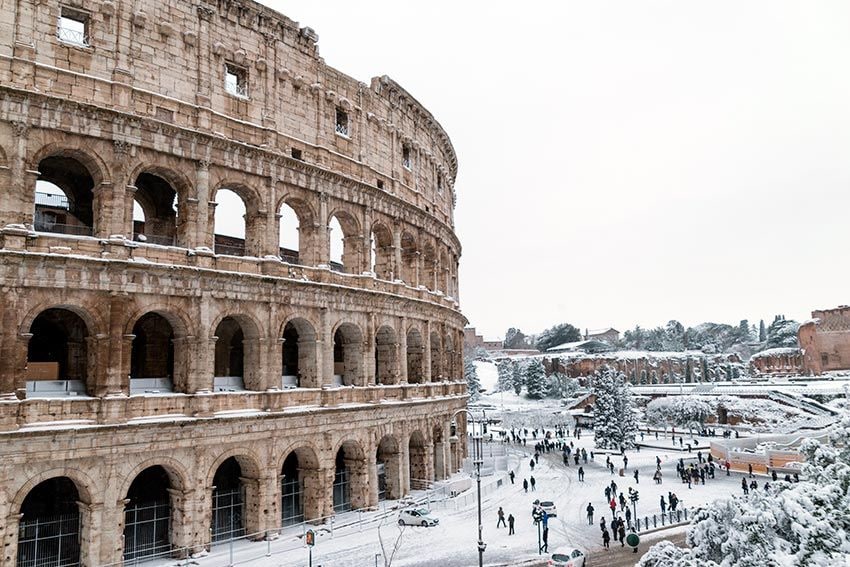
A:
0;0;467;564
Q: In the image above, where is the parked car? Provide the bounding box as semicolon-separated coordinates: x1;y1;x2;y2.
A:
548;546;586;567
535;499;558;517
398;507;439;527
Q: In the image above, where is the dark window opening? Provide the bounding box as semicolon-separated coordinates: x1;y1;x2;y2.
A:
335;108;350;137
291;148;303;160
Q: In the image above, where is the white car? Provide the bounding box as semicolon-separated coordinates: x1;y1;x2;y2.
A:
398;508;439;527
536;499;558;517
548;547;586;567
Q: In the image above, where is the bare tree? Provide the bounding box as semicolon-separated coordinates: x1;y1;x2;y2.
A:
377;516;407;566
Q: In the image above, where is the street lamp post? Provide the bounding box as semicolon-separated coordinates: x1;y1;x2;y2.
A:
452;408;486;567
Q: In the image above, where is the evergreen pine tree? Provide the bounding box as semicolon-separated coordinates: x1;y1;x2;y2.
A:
758;319;767;342
464;355;481;401
592;367;638;449
496;360;513;392
511;360;525;395
524;359;548;399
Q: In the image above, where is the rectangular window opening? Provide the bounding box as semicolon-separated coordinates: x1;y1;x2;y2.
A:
291;148;303;160
402;145;411;170
376;180;384;190
437;177;443;193
225;63;248;98
58;8;89;46
335;108;350;137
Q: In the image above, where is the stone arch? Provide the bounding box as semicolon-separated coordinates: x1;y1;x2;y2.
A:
25;306;97;397
129;164;193;247
430;331;443;381
399;231;418;285
374;325;397;385
332;322;363;386
332;439;368;513
212;313;262;391
211;181;264;257
206;450;263;542
328;209;361;273
408;430;431;490
422;242;437;291
121;463;186;562
279;444;322;524
11;468;96;512
370;221;394;279
376;434;401;500
406;327;425;384
32;146;107;236
281;316;318;388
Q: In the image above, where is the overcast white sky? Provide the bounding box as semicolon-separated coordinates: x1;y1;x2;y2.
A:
262;0;850;340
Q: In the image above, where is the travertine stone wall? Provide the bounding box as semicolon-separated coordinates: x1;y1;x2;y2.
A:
0;0;468;564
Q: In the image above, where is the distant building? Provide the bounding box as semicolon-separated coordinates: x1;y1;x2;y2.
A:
584;328;620;344
464;327;503;352
546;339;613;354
799;305;850;374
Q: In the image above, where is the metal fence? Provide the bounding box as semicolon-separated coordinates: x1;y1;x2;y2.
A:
17;513;80;567
123;500;171;562
633;507;695;533
211;489;245;544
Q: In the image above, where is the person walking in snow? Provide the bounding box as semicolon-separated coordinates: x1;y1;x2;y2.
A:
602;528;611;549
530;476;536;491
618;521;626;546
633;469;639;483
509;470;515;484
523;478;528;493
497;507;506;528
578;466;585;482
508;513;515;535
609;498;617;518
660;495;667;515
586;502;594;524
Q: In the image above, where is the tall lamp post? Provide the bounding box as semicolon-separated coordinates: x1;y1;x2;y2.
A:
451;408;487;567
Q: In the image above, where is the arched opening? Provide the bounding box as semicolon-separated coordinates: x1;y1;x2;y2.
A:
333;442;367;513
211;458;245;542
123;466;173;561
328;212;361;274
374;326;397;385
282;319;317;388
280;453;303;526
26;308;89;397
214;317;245;391
130;313;174;394
278;203;300;264
333;323;362;387
438;250;449;293
408;431;430;490
17;477;81;567
34;155;95;236
429;332;442;381
371;223;393;279
214;189;247;256
406;329;424;384
133;172;178;246
400;232;418;285
376;436;401;501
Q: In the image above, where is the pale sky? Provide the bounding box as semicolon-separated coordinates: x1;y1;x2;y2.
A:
262;1;850;340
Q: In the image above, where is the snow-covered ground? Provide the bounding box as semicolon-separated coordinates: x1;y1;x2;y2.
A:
159;361;775;567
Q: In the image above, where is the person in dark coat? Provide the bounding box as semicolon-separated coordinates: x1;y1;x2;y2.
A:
618;521;626;546
602;528;611;548
508;513;515;535
497;507;506;528
578;466;585;482
660;495;667;514
530;475;536;491
523;478;528;493
509;470;515;484
586;502;594;524
542;527;549;553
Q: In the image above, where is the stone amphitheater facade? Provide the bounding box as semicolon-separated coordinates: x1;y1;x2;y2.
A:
0;0;467;564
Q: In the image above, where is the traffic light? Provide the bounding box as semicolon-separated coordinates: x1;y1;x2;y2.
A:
629;490;639;503
305;529;315;547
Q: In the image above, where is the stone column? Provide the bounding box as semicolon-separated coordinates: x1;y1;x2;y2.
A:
4;122;34;227
398;317;408;384
400;438;411;495
392;225;402;280
0;288;21;398
366;455;378;508
319;308;332;386
316;193;330;265
423;321;433;383
103;294;130;396
318;467;336;519
78;501;105;567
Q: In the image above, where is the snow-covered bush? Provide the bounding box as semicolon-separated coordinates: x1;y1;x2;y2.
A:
495;360;513;393
464;355;480;401
645;396;713;434
638;413;850;566
547;372;579;399
592;367;638;450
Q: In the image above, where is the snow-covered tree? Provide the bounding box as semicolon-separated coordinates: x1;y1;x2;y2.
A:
546;371;579;399
496;360;513;393
511;359;526;395
464;355;480;401
758;319;767;342
639;412;850;567
592;367;638;450
766;316;800;348
645;396;713;436
534;322;581;352
523;359;548;399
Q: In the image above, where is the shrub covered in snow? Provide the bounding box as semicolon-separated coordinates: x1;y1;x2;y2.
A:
523;358;548;399
638;413;850;566
645;396;713;434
